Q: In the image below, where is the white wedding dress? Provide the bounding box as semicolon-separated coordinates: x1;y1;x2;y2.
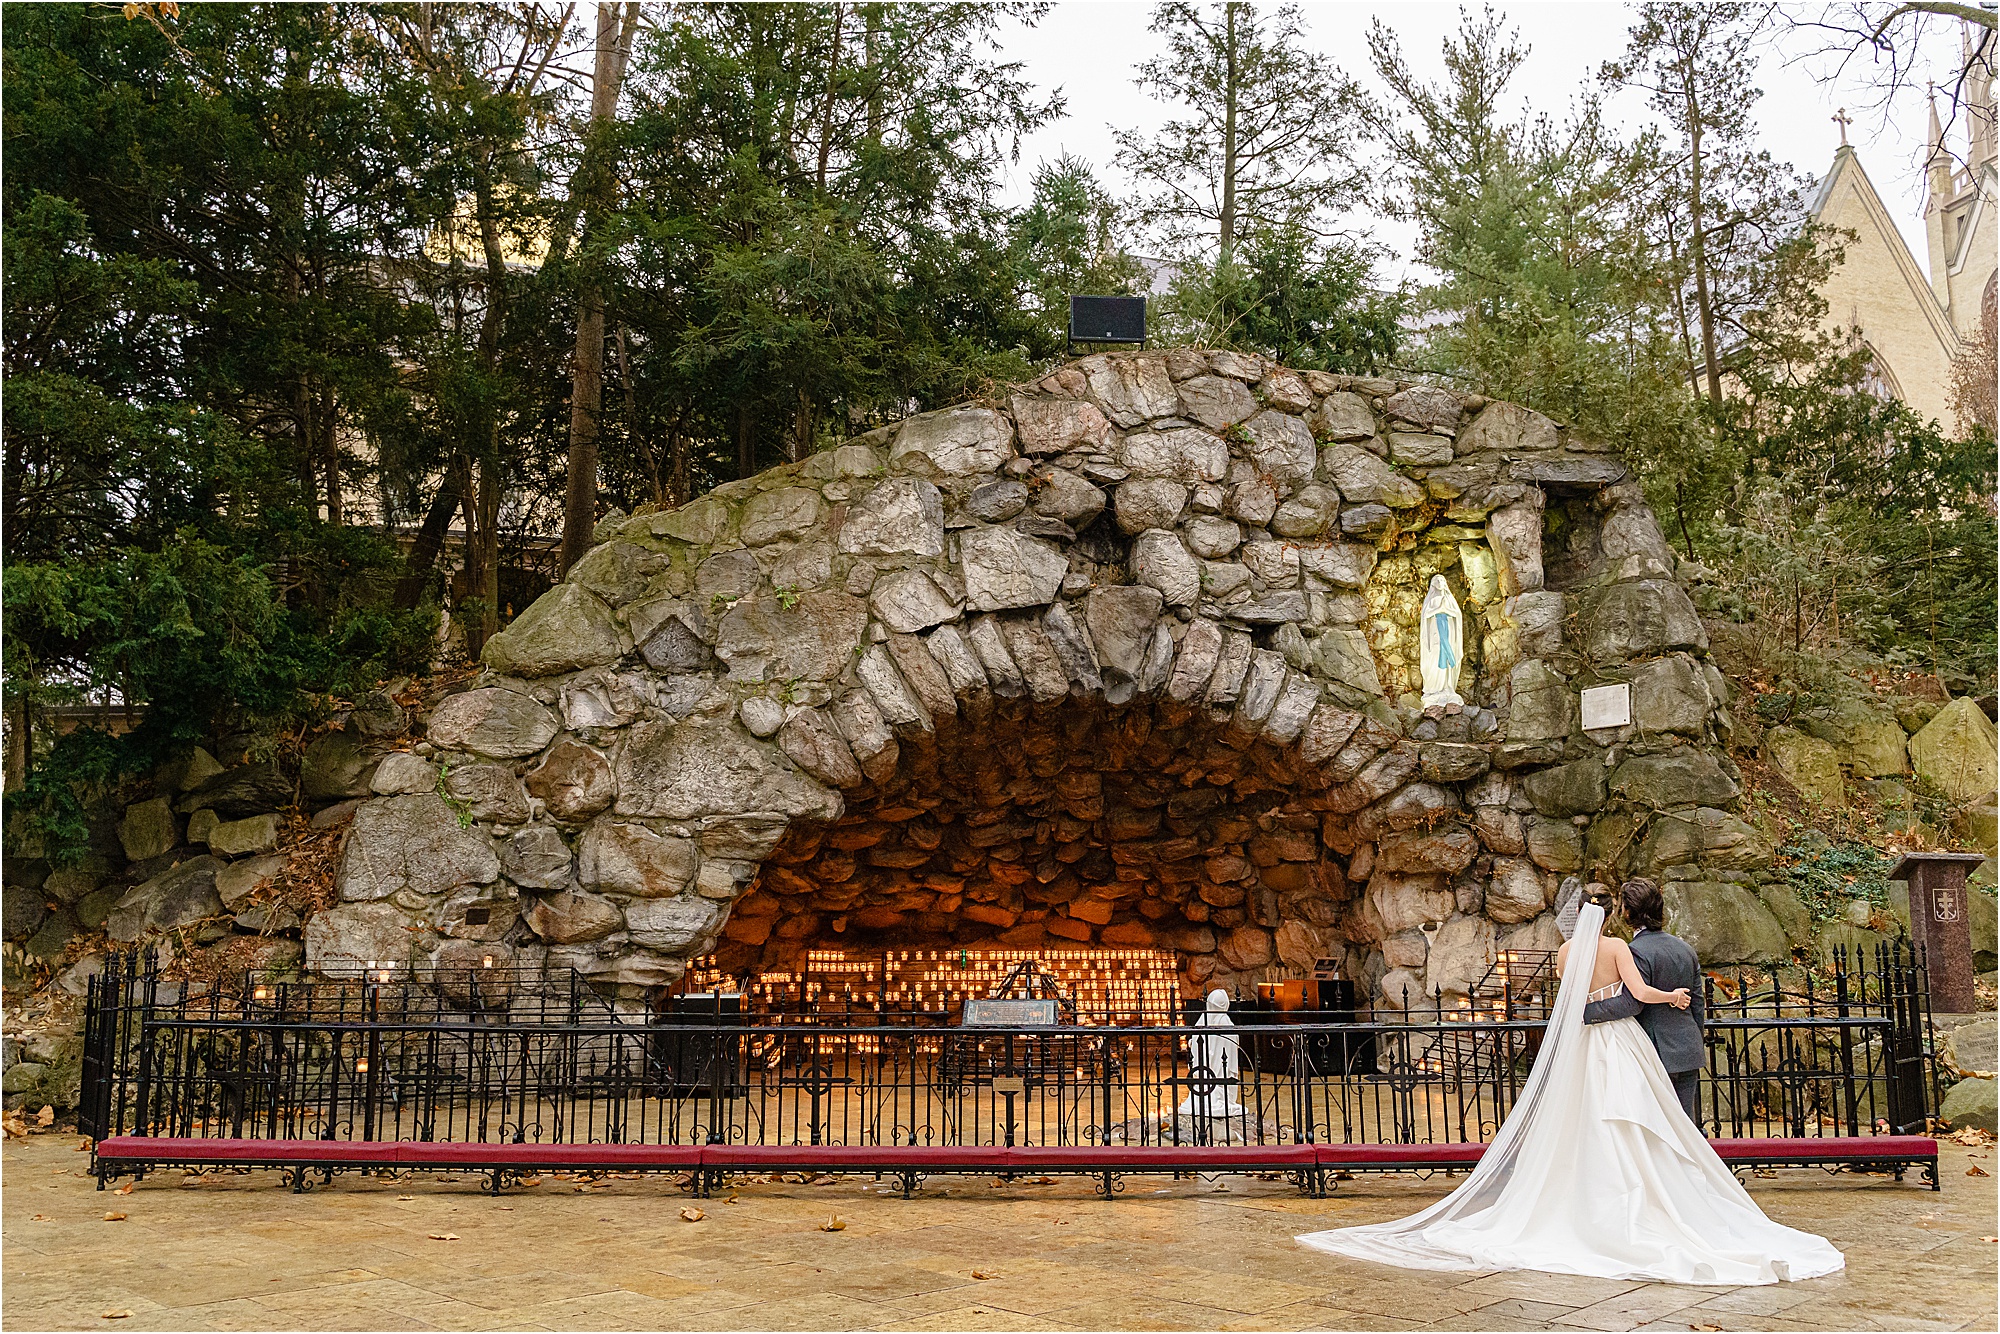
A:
1296;904;1844;1285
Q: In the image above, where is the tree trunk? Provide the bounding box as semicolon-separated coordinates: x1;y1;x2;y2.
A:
736;400;757;480
560;2;639;576
395;465;465;611
1218;2;1240;268
815;4;845;191
321;383;343;525
669;423;690;508
5;692;29;795
1684;103;1723;404
865;4;883;144
476;457;501;651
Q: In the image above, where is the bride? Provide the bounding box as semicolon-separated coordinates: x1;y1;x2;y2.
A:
1296;893;1844;1286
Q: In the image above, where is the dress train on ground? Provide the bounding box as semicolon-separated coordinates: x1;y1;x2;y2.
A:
1295;906;1843;1286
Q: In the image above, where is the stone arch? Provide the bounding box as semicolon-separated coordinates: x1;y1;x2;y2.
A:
325;351;1769;1006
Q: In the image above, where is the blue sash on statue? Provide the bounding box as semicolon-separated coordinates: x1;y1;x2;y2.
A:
1432;613;1457;669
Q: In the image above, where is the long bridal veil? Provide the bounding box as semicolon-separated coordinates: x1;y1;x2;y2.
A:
1295;903;1845;1285
1294;903;1610;1269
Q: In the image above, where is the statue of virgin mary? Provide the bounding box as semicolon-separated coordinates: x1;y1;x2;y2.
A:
1419;574;1464;709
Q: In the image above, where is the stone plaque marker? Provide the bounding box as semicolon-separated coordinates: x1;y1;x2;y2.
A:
962;998;1058;1027
1888;851;1986;1013
1581;683;1631;731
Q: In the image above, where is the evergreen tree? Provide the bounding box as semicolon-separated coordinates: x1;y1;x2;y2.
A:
1114;1;1367;267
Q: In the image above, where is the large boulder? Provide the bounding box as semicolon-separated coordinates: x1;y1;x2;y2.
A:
4;892;47;942
1521;760;1608;818
1834;704;1909;778
837;478;945;557
1662;882;1788;964
1763;728;1844;806
1609;751;1739;810
1945;1018;1996;1078
523;740;617;822
957;528;1068;611
738;487;824;547
207;813;283;857
1910;698;1999;806
216;853;285;909
1628;656;1712;736
525;890;624;944
567;541;669;603
335;795;500;902
427;688;560;760
306;902;432;977
440;763;530;823
106;857;225;942
371;752;438;796
612;720;840;822
116;798;179;863
870;571;963;635
1320;444;1424;507
1010;395;1111;455
178;760;291;818
481;583;628;677
715;591;869;679
1581;581;1706;662
301;731;385;802
1940;1076;1997;1134
579;822;700;897
1635;807;1772;872
624;896;730;951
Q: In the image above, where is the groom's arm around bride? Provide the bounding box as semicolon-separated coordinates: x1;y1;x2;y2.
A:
1622;878;1706;1127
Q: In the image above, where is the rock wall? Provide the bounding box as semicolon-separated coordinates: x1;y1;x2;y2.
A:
2;351;1777;1015
278;350;1757;1007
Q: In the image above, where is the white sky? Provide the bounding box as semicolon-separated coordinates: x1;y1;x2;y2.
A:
992;1;1971;283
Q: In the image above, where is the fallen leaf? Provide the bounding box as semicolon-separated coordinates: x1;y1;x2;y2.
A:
31;1214;51;1222
397;1195;414;1201
680;1207;705;1222
725;1194;739;1204
101;1311;132;1321
819;1216;847;1232
1968;1165;1989;1177
103;1212;128;1222
37;1105;55;1127
1690;1324;1721;1332
1982;1236;1998;1244
77;1138;94;1152
428;1232;459;1241
971;1271;998;1280
113;1183;133;1196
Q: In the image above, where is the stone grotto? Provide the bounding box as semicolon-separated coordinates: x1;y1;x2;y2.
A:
288;348;1777;1010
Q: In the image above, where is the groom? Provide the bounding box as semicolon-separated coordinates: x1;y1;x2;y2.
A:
1619;878;1706;1126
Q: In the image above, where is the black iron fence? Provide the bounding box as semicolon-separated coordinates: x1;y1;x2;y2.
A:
78;944;1940;1156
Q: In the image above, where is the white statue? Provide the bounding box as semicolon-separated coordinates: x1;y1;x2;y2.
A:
1419;574;1464;709
1177;988;1244;1117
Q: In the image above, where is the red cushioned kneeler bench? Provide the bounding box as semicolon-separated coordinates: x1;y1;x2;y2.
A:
92;1133;1939;1194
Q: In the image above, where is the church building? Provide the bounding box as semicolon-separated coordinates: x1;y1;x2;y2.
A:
1806;22;1996;432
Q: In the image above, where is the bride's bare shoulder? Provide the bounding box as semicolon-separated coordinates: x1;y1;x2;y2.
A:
1599;935;1632;958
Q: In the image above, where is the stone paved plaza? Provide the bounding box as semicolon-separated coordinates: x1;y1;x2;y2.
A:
3;1133;1993;1332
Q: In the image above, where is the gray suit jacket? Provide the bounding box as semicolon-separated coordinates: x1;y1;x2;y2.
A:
1629;928;1705;1073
